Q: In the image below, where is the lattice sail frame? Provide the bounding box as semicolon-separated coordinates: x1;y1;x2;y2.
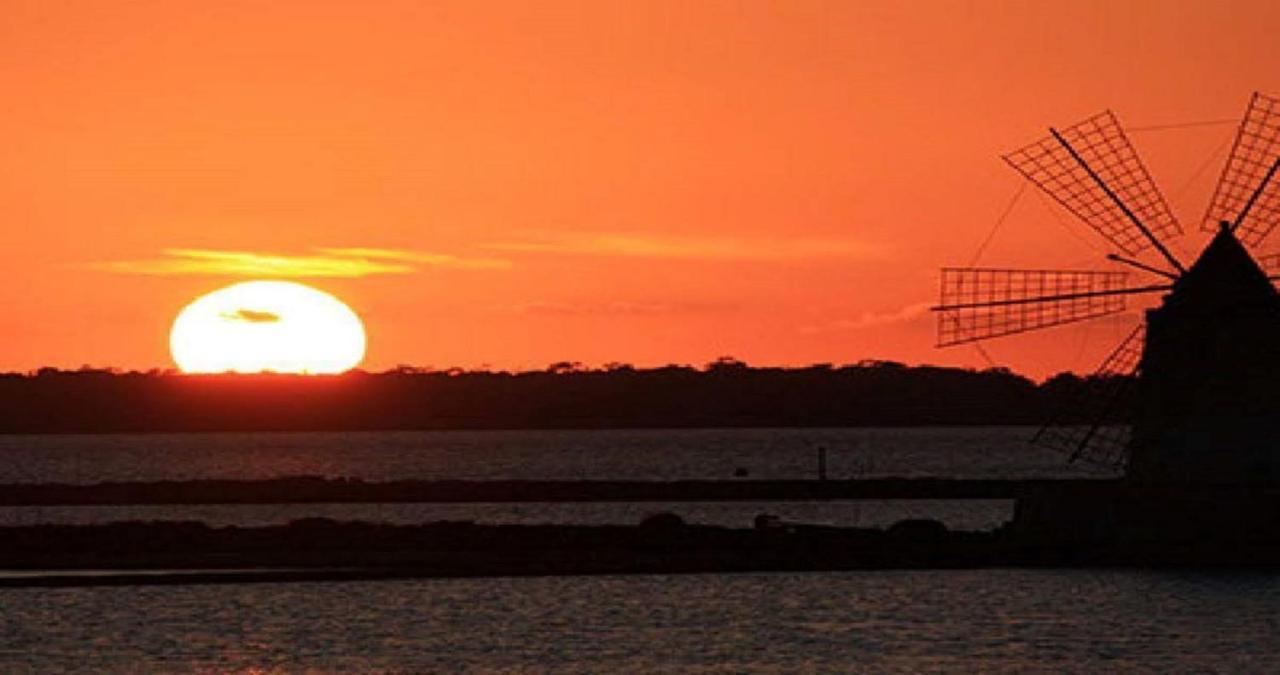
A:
936;268;1131;346
1202;92;1280;247
1258;252;1280;276
1032;323;1144;469
1255;252;1280;292
1003;111;1182;256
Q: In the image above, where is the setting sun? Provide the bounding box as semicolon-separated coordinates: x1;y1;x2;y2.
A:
170;281;366;374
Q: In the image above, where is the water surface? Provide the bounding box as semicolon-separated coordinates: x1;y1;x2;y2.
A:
4;570;1277;672
0;427;1109;485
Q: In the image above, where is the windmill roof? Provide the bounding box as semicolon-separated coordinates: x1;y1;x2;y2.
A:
1164;226;1278;312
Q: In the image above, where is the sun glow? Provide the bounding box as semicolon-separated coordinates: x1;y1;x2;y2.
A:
170;281;366;374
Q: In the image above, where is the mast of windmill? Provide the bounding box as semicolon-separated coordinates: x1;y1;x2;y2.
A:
1047;125;1186;275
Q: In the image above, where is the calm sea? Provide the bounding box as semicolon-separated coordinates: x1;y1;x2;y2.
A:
5;570;1280;672
0;427;1111;529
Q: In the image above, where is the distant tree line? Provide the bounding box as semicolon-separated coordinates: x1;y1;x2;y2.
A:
0;359;1133;433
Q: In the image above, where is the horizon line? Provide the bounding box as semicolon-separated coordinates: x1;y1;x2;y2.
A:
10;360;1096;381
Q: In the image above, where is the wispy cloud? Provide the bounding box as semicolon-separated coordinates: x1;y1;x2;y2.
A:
93;247;511;278
315;247;510;270
801;302;933;333
487;233;886;262
502;300;685;317
95;249;412;277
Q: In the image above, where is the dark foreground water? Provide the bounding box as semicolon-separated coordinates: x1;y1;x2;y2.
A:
5;569;1280;672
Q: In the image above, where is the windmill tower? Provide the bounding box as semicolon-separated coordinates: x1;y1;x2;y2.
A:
934;93;1280;486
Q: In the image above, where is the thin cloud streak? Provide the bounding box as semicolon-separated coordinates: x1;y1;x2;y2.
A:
801;302;933;334
315;247;511;270
500;300;700;317
94;247;511;278
487;233;887;261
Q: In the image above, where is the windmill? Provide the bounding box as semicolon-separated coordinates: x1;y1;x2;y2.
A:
934;92;1280;483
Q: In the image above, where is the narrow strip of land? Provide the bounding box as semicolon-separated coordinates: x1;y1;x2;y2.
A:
0;477;1120;505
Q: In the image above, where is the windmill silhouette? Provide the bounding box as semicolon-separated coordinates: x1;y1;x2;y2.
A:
934;92;1280;482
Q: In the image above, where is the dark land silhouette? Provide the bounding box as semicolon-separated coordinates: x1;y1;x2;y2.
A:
0;359;1128;433
0;517;993;582
7;499;1280;587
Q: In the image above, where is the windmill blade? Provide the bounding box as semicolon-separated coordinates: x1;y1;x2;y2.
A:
1202;92;1280;247
1032;323;1144;469
1003;111;1182;259
1259;252;1280;275
934;268;1166;346
1258;252;1280;290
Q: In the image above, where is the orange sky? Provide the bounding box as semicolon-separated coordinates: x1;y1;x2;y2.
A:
3;0;1280;379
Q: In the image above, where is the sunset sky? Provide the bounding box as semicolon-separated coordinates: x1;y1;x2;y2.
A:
4;0;1280;379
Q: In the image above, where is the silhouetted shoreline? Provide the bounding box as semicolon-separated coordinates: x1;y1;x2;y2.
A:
0;518;990;587
6;513;1280;588
0;360;1128;433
